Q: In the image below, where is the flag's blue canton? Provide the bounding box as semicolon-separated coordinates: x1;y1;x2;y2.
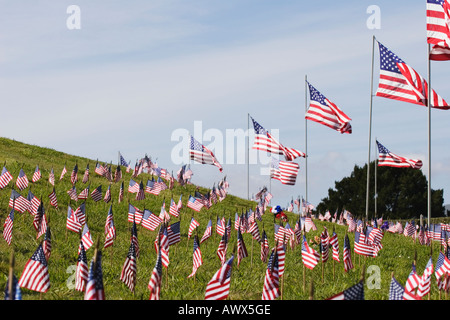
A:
389;277;404;300
436;252;445;272
169;221;181;234
18;169;26;178
4;275;21;300
377;141;390;154
32;244;48;267
308;83;327;104
428;0;444;4
379;43;404;73
154;250;163;275
89;252;104;291
344;234;351;249
344;281;364;300
190;136;204;152
267;250;279;270
119;154;128;166
251;117;268;135
78;243;87;263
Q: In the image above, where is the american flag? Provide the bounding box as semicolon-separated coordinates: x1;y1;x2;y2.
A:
48;187;58;209
205;255;234;300
435;251;450;279
76;241;89;292
94;162;106;177
66;206;82;233
189;135;223;172
90;185;102;202
177;194;183;210
119;152;129;167
118;181;124;203
120;242;137;292
276;242;285;277
9;190;29;213
294;218;302;245
188;217;200;239
304;215;317;232
131;221;140;259
187;235;203;278
417;257;434;297
262;249;280;300
18;243;50;293
326;281;364;300
376;40;449;109
71;164;78;185
82;164;89;184
320;228;330;263
201;219;212;244
80;223;93;253
427;0;450;60
129;179;139;193
142;209;162;231
3;209;14;246
48;167;55;186
343;234;354;272
114;165;122;183
376;140;422;169
0;166;13;189
33;203;47;239
167;221;181;246
16;169;28;191
135;181;145;201
148;245;163;300
78;185;89;200
330;231;340;262
250;116;305;161
216;216;225;236
248;221;261;243
104;205;116;249
270;158;300;186
274;223;285;244
32;165;41;183
306;81;352;134
27;190;40;216
84;251;105;300
389;275;405;300
403;221;416;238
301;235;319;270
5;274;22;300
42;226;51;260
103;184;112;203
158;227;170;268
405;263;421;294
261;230;270;262
217;232;228;265
67;185;78;201
354;232;377;258
169;198;179;217
74;202;86;226
187;195;204;212
237;228;248;266
60;165;67;181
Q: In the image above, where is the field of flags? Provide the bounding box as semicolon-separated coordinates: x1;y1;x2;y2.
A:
1;137;450;301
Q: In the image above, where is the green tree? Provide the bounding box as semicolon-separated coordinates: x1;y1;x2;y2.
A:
315;161;444;220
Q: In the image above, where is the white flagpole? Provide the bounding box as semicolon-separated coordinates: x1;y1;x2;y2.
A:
365;35;376;221
305;75;308;206
427;43;432;227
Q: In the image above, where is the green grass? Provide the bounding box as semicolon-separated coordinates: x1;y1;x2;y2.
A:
0;137;447;300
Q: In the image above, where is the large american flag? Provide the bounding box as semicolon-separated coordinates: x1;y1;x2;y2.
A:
205;255;234;300
250;116;305;161
376;140;423;169
376;40;449;109
261;249;280;300
427;0;450;60
270;158;299;186
18;243;50;293
189;135;223;172
306;81;352;134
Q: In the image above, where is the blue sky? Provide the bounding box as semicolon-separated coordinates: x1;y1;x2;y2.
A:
1;1;450;214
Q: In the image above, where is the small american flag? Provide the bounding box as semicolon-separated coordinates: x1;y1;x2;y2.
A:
217;233;228;265
67;185;78;201
16;169;28;191
326;280;364;300
301;235;319;270
376;140;422;169
189;135;223;172
135;181;145;201
80;224;93;253
84;252;105;300
27;190;40;216
354;232;377;258
71;164;78;185
250;116;305;161
94;162;106;177
261;230;270;263
148;246;163;300
120;242;137;292
90;185;102;202
48;187;58;209
128;179;139;193
329;232;340;262
435;251;450;279
187;195;203;212
141;209;161;231
78;185;90;200
262;248;280;300
343;234;354;272
76;241;89;292
200;219;212;244
131;221;140;259
66;206;82;233
74;203;86;226
169;198;179;217
248;221;261;243
405;263;421;293
320;228;330;263
42;226;51;260
167;221;181;246
389;275;405;300
103;184;112;203
104;205;116;249
18;243;50;293
60;165;67;181
9;190;29;213
3;209;14;246
32;165;41;183
0;166;13;189
33;203;47;240
188;217;200;239
82;164;89;184
118;181;124;203
306;81;352;134
205;255;234;300
417;257;433;297
376;40;449;109
237;228;248;266
187;235;203;278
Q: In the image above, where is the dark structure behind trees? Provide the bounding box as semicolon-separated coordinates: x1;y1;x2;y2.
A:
315;161;444;220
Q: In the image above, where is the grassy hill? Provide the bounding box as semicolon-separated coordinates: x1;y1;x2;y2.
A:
0;137;446;300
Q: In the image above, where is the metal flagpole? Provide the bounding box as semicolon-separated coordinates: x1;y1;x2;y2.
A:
365;35;376;221
374;137;377;219
247;113;250;200
305;75;308;206
427;43;432;227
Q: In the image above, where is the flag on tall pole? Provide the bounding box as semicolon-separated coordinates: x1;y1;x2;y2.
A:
269;157;299;186
376;140;423;169
305;81;352;134
427;0;450;61
189;135;223;172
